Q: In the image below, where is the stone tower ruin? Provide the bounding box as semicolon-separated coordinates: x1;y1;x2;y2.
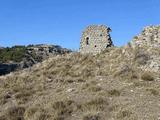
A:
80;25;113;54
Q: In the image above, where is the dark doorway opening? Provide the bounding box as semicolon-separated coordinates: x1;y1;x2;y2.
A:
86;37;89;45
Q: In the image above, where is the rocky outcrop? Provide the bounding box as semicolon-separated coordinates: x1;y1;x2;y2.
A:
0;44;71;75
22;44;71;67
129;25;160;72
130;25;160;48
0;63;18;75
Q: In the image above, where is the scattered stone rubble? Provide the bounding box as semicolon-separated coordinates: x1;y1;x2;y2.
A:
130;25;160;72
130;25;160;48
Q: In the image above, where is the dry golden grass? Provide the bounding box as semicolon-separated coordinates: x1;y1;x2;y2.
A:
116;109;132;119
0;43;159;120
83;113;100;120
82;97;108;111
2;106;25;120
146;88;159;96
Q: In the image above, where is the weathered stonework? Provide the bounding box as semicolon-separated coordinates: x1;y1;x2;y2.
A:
130;25;160;48
130;25;160;72
80;25;113;54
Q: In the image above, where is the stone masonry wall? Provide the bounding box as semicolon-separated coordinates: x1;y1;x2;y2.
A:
80;25;113;54
130;25;160;72
130;26;160;48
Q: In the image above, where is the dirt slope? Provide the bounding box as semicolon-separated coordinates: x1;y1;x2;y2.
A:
0;26;159;120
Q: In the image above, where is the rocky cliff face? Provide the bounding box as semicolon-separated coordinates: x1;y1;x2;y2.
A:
0;44;71;75
130;26;160;48
129;26;160;72
0;64;18;75
21;44;71;68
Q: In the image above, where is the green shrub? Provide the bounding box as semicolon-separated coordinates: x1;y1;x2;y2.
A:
133;36;138;39
0;46;27;62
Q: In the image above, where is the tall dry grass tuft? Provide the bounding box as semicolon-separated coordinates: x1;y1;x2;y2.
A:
82;97;108;111
2;106;25;120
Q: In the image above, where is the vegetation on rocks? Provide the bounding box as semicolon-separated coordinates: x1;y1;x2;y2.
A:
0;26;159;120
0;44;71;75
0;46;27;62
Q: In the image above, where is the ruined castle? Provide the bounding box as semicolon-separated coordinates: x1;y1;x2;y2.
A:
80;25;113;54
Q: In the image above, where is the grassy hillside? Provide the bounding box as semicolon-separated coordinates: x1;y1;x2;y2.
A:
0;26;159;120
0;47;159;120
